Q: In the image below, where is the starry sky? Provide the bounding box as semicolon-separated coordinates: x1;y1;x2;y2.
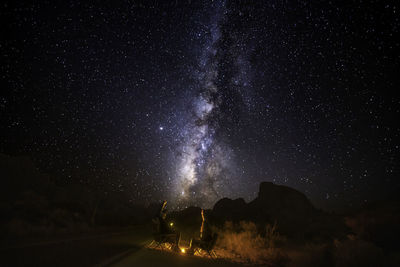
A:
1;0;399;211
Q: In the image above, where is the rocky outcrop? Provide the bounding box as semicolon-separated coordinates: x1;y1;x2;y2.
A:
247;182;318;235
213;197;247;221
212;182;323;237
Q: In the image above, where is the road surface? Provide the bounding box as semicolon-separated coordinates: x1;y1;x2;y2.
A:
0;225;241;267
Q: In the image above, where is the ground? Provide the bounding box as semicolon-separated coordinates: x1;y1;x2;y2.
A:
0;224;241;267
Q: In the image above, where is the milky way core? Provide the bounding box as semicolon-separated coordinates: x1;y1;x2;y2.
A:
172;2;237;208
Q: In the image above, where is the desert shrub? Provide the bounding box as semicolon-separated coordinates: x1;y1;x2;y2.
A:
333;239;385;267
215;221;288;265
265;221;284;248
345;207;400;250
50;208;73;227
285;242;334;267
4;218;33;237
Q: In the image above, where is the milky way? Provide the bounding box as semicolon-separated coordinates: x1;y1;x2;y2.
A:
1;0;399;211
173;1;232;208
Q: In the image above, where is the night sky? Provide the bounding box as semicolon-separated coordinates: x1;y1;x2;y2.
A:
1;0;399;210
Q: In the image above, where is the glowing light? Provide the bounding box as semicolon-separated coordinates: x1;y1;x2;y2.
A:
170;222;174;226
200;209;205;238
181;248;186;253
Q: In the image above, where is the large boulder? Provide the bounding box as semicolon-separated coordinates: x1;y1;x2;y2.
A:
213;197;247;221
247;182;318;236
250;182;316;218
211;182;324;237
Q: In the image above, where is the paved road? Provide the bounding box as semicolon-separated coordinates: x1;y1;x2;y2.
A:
110;247;242;267
0;225;150;267
1;225;242;267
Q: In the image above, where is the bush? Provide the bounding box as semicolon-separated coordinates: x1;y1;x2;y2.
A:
333;239;385;267
215;221;288;265
4;218;33;237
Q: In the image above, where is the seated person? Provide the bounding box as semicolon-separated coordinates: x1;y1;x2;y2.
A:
154;201;180;250
189;209;214;254
191;223;212;246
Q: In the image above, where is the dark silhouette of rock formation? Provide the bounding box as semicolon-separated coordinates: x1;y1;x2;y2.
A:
212;182;347;239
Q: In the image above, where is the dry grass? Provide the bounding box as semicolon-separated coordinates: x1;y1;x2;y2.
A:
213;221;288;265
147;220;399;266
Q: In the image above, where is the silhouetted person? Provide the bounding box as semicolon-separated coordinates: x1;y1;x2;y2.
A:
189;209;215;254
155;201;180;250
158;208;171;234
200;222;213;243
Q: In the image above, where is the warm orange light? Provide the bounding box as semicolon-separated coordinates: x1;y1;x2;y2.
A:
181;248;186;253
170;222;174;226
200;209;205;239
